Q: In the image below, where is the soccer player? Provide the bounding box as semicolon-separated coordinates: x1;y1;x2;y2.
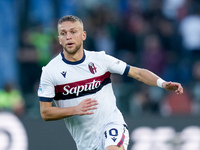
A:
38;15;183;150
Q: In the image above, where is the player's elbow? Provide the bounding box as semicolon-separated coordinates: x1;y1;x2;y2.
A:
40;110;52;121
134;68;148;82
128;66;143;81
41;113;49;121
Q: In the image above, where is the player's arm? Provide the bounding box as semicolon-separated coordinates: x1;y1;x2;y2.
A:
127;66;183;94
40;98;98;121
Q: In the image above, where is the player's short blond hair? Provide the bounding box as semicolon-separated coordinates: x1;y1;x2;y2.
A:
58;15;83;26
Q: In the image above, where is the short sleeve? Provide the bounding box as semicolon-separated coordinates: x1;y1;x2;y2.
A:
38;67;55;101
104;53;130;75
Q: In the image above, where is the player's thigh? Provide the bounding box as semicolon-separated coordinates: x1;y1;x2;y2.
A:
104;124;129;150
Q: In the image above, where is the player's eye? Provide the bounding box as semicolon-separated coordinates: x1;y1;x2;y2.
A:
71;30;77;34
61;32;66;35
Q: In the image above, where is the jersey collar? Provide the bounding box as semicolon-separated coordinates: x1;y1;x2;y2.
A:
61;50;86;65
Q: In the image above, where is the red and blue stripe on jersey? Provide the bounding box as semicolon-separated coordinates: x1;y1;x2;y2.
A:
54;72;111;100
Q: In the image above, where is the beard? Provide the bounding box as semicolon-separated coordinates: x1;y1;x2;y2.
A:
63;42;82;55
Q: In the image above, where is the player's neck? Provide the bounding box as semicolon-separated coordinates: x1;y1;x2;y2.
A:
63;48;84;62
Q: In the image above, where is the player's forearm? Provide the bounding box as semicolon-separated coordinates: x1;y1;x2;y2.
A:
41;106;77;121
128;66;160;86
137;69;160;86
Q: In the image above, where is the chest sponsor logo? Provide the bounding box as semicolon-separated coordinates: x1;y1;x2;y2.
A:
54;72;111;99
63;80;101;96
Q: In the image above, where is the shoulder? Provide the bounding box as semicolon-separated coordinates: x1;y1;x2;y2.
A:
85;49;106;59
84;50;109;64
45;53;62;67
42;53;62;72
85;49;105;55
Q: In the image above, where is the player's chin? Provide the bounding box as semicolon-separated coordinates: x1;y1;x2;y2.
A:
65;45;74;50
64;47;76;54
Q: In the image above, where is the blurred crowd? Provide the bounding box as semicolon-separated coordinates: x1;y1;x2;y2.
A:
1;0;200;118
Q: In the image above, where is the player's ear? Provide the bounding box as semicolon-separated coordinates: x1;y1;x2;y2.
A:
82;31;87;41
58;36;61;45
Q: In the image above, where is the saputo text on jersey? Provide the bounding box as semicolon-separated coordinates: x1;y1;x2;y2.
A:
63;80;101;96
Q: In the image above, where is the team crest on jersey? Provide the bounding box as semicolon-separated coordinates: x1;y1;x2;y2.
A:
88;62;97;74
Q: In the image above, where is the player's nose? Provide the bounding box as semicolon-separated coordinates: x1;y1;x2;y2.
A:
66;33;72;40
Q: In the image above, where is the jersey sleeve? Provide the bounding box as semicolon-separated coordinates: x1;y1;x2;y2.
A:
38;67;55;102
104;53;130;75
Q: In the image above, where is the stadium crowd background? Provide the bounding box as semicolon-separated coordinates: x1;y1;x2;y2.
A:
1;0;200;118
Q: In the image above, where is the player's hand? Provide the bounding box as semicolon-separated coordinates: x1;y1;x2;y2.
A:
162;82;183;94
75;98;98;116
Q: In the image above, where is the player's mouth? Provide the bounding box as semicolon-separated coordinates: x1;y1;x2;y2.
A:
66;42;74;47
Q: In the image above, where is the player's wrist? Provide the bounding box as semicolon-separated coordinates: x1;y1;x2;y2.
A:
157;78;166;88
71;106;79;116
